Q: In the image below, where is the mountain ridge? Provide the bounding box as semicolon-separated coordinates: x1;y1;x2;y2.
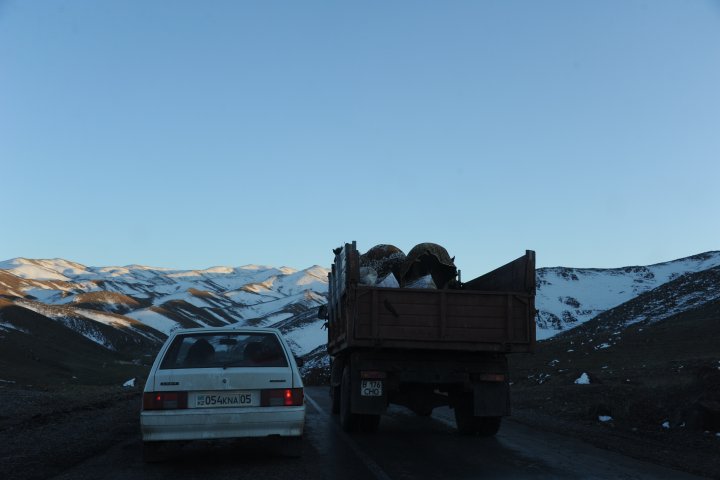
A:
1;251;718;370
0;258;331;352
535;250;720;339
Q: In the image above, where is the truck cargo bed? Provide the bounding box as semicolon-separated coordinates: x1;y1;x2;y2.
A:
328;287;534;353
326;242;536;356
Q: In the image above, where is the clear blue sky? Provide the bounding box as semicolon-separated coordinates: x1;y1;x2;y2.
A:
2;0;719;278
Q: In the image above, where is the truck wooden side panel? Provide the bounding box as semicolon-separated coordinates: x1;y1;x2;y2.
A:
327;243;536;356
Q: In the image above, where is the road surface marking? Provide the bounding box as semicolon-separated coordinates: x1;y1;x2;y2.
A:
305;392;393;480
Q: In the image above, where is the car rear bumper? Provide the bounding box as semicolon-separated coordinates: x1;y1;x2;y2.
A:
141;406;305;442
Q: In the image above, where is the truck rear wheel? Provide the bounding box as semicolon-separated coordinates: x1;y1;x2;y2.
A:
358;413;381;433
331;385;341;414
476;416;502;436
340;366;381;432
454;393;502;436
411;405;434;417
340;366;358;432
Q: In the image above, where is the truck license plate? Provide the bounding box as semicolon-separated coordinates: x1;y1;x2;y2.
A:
361;380;382;396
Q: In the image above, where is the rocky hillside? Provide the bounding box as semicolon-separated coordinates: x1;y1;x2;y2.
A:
509;266;720;476
2;251;719;387
0;259;329;386
0;258;328;333
535;251;720;339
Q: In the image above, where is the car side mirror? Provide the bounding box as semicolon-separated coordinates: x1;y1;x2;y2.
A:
294;356;305;368
317;304;328;320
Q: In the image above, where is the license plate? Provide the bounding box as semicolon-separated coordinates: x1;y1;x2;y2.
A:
193;391;257;408
361;380;383;397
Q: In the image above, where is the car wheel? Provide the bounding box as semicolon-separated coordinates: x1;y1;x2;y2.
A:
279;436;303;458
142;441;166;463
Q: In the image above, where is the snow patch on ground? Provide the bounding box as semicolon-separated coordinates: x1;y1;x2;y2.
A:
0;259;73;281
77;310;130;328
152;291;214;308
283;320;327;356
0;322;29;333
126;309;179;335
262;313;294;325
574;373;590;385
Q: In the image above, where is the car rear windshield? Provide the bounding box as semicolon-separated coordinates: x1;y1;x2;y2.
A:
159;332;289;370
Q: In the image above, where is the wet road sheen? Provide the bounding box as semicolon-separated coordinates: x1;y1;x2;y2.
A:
50;386;707;480
305;387;706;480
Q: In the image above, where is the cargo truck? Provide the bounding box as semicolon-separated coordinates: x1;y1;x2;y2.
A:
320;242;536;435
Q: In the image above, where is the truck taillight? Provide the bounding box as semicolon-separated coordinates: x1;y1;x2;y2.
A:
143;391;188;410
261;388;304;407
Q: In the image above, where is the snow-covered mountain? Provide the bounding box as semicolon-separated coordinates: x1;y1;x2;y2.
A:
1;251;718;364
535;251;720;339
0;258;329;351
571;264;720;340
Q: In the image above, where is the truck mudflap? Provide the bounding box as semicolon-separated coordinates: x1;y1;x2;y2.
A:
351;369;388;415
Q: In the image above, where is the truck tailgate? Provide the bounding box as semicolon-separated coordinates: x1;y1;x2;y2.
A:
330;287;534;353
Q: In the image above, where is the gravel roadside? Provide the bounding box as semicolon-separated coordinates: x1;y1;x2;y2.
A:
0;386;141;480
2;384;718;480
509;406;720;479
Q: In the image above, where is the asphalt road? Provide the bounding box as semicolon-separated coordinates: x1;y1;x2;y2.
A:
47;386;708;480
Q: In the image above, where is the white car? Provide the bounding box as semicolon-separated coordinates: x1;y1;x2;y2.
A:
141;327;305;461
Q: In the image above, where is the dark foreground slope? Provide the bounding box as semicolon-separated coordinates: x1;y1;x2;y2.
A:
510;298;720;478
0;301;154;388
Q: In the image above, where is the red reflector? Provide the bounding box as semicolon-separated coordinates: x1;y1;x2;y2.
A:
360;371;387;379
143;391;188;410
261;388;303;407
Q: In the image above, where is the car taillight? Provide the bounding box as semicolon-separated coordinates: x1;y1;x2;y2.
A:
261;388;304;407
143;391;188;410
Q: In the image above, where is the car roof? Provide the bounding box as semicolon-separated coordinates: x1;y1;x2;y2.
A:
169;326;283;336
